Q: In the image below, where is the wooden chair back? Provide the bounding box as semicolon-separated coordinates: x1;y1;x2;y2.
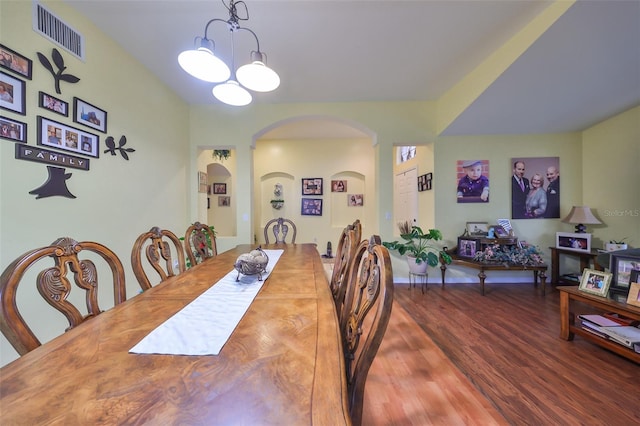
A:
340;235;394;426
0;237;126;355
131;226;186;291
330;220;360;317
263;217;297;244
184;222;217;266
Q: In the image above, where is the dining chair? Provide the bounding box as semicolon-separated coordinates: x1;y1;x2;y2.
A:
0;237;127;356
131;226;186;291
329;220;360;318
184;222;217;266
340;235;394;426
263;217;297;244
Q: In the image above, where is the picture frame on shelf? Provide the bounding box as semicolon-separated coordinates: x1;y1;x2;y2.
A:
556;232;591;253
73;97;107;133
213;183;227;194
0;44;32;79
37;115;99;158
0;71;26;115
301;198;322;216
489;225;508;238
578;268;612;297
457;237;480;258
302;178;323;195
38;91;68;117
609;253;640;291
466;221;488;236
0;115;26;143
626;280;640;308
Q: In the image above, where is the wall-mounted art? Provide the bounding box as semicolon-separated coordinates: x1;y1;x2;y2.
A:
16;144;90;171
213;183;227;194
37;116;99;158
73;97;107;133
0;71;26;115
302;178;323;195
0;115;26;143
39;91;68;117
104;135;135;160
37;48;80;94
28;165;76;199
198;171;208;193
218;196;230;207
511;156;559;219
456;160;489;203
418;173;432;191
0;44;32;79
301;198;322;216
331;180;346;192
347;194;363;206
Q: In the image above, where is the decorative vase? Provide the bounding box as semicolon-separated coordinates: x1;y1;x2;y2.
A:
407;256;428;274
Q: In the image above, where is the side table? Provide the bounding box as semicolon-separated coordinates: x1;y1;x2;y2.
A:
409;272;429;294
549;247;603;285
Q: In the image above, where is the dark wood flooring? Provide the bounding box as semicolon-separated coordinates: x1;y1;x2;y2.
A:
366;282;640;425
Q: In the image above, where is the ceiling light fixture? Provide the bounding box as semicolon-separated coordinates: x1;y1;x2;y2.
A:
177;0;280;106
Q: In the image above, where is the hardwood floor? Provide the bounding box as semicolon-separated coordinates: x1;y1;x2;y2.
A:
362;283;640;426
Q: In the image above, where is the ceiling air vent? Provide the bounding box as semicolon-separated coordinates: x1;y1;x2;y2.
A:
32;1;85;61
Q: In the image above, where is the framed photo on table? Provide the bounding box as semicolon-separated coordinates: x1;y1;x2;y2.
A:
556;232;591;253
626;280;640;308
73;97;107;133
0;71;26;115
37;116;99;158
609;253;640;293
302;178;323;195
457;237;480;258
578;268;612;297
466;222;488;236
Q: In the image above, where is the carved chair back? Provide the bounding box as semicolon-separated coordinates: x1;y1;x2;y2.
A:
263;217;297;244
131;226;186;291
330;220;360;318
340;235;394;426
184;222;217;266
0;237;126;355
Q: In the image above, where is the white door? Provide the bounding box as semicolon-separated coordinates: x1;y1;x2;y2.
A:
393;168;418;232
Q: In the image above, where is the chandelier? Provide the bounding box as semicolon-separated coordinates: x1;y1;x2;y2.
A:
178;0;280;106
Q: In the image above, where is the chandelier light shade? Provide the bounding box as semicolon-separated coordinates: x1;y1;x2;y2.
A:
177;0;280;106
561;205;602;233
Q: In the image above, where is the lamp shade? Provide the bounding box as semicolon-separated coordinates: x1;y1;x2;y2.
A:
237;61;280;92
561;206;602;224
212;80;252;106
178;46;231;83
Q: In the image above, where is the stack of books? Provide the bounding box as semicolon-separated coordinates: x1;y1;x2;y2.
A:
579;314;640;353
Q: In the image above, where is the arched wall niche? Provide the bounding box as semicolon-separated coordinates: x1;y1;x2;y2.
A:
257;172;295;243
329;171;365;231
207;159;236;237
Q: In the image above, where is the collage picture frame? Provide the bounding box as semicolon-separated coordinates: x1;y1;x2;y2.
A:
302;178;323;195
37;115;100;158
301;198;322;216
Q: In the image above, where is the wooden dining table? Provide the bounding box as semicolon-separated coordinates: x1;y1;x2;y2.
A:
0;243;351;425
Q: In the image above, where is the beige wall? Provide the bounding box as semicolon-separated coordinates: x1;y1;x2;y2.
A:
0;1;189;365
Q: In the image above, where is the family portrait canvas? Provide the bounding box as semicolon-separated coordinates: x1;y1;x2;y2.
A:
511;157;560;219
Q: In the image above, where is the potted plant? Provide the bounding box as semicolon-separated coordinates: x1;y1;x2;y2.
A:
270;199;284;209
606;238;628;252
383;221;452;274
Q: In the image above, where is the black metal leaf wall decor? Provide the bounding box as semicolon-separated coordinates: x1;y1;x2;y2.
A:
29;166;76;199
37;48;80;94
104;135;135;160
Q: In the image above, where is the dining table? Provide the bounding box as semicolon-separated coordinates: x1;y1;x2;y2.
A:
0;243;351;425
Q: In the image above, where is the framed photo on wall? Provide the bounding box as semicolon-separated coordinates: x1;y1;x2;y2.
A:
0;115;26;143
198;171;207;193
218;196;230;206
347;194;363;206
0;71;26;115
302;178;323;195
213;183;227;194
456;160;489;203
331;180;346;192
73;97;107;133
301;198;322;216
37;116;99;158
39;91;68;117
0;44;32;79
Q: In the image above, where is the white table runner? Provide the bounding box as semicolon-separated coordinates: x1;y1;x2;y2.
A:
129;249;283;356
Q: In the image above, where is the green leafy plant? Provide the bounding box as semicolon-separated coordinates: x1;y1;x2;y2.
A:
212;149;231;161
609;238;627;244
473;244;544;266
383;223;452;266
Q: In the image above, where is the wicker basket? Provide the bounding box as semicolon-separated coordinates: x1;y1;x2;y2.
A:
234;247;269;281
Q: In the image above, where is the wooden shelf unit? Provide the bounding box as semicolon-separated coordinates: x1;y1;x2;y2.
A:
549;247;603;285
558;286;640;363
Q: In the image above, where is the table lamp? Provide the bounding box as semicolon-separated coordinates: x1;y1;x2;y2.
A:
561;206;602;233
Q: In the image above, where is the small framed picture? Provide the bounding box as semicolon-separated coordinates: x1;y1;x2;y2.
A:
556;232;591;253
490;225;508;237
302;178;323;195
198;171;207;193
218;196;230;207
626;281;640;308
73;97;107;133
301;198;322;216
331;180;346;192
39;92;68;117
578;268;612;297
0;44;32;79
37;116;99;158
609;253;640;290
213;183;227;194
0;115;26;143
466;222;488;236
457;237;480;258
0;71;26;115
347;194;363;206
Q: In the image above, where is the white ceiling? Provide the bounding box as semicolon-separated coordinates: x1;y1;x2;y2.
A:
63;0;640;137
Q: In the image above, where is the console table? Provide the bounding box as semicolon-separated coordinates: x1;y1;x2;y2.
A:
440;254;547;296
558;286;640;363
549;247;603;285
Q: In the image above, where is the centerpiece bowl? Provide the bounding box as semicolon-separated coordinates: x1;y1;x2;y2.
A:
234;247;269;281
